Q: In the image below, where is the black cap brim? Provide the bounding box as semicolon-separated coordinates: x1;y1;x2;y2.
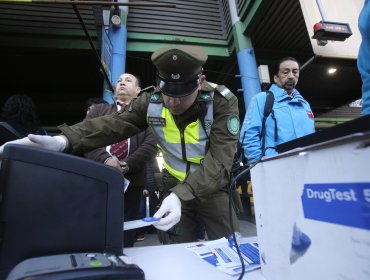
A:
158;77;199;98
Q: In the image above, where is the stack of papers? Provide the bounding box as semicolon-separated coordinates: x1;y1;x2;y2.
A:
186;237;261;276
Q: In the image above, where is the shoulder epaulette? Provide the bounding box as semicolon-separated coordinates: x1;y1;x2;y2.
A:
207;82;234;100
140;85;157;95
200;81;214;92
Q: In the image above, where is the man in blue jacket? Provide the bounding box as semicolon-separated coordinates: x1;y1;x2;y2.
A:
240;57;315;162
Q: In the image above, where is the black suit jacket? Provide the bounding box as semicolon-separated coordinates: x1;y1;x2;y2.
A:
84;103;157;187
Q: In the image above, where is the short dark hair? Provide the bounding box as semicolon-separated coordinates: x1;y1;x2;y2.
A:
132;74;141;88
1;94;40;125
273;57;300;76
116;73;141;88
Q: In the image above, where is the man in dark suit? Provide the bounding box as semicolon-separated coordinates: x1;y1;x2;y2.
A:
84;73;157;247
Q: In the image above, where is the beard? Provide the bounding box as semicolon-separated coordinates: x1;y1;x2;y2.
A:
283;81;296;92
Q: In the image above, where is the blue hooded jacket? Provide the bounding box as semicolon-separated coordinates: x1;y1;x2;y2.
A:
240;84;315;162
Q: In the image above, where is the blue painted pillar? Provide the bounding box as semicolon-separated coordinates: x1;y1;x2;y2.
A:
102;1;128;103
229;0;261;111
237;48;261;109
109;25;127;85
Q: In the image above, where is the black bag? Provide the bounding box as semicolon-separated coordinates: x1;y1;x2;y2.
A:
260;90;276;157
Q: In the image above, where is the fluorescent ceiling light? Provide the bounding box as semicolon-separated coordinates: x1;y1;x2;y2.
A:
328;68;337;74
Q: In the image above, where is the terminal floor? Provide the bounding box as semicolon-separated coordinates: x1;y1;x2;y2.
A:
133;213;257;247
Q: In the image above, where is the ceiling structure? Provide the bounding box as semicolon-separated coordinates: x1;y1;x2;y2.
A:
0;2;105;126
244;0;362;115
0;0;362;127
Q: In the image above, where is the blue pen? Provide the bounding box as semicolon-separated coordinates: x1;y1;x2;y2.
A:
145;195;150;220
142;193;160;222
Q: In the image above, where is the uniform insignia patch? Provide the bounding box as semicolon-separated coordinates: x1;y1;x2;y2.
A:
148;117;166;126
199;92;212;100
150;93;160;102
171;73;180;79
204;120;213;129
227;115;240;135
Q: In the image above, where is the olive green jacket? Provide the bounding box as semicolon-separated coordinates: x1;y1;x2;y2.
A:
59;85;239;202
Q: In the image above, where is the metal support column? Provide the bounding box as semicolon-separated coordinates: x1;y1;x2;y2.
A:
229;0;261;111
103;0;128;103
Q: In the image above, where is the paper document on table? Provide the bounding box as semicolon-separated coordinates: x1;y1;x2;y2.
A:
186;237;261;276
123;218;159;231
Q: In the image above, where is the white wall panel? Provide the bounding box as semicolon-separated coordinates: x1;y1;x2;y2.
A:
300;0;364;59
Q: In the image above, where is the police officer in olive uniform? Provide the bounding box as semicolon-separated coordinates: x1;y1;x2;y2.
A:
0;45;241;243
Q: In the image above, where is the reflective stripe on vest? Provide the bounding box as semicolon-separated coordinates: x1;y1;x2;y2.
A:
147;95;214;181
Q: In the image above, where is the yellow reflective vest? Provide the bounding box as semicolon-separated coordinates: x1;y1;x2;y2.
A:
147;93;214;182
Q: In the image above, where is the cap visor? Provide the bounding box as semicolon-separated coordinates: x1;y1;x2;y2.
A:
159;79;199;97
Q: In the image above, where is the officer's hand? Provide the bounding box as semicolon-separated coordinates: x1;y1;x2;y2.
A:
0;136;41;155
28;134;68;152
153;192;181;231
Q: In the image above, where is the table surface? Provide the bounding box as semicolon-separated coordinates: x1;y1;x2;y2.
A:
124;237;265;280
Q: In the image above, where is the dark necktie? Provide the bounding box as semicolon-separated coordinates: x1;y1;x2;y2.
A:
110;100;128;161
